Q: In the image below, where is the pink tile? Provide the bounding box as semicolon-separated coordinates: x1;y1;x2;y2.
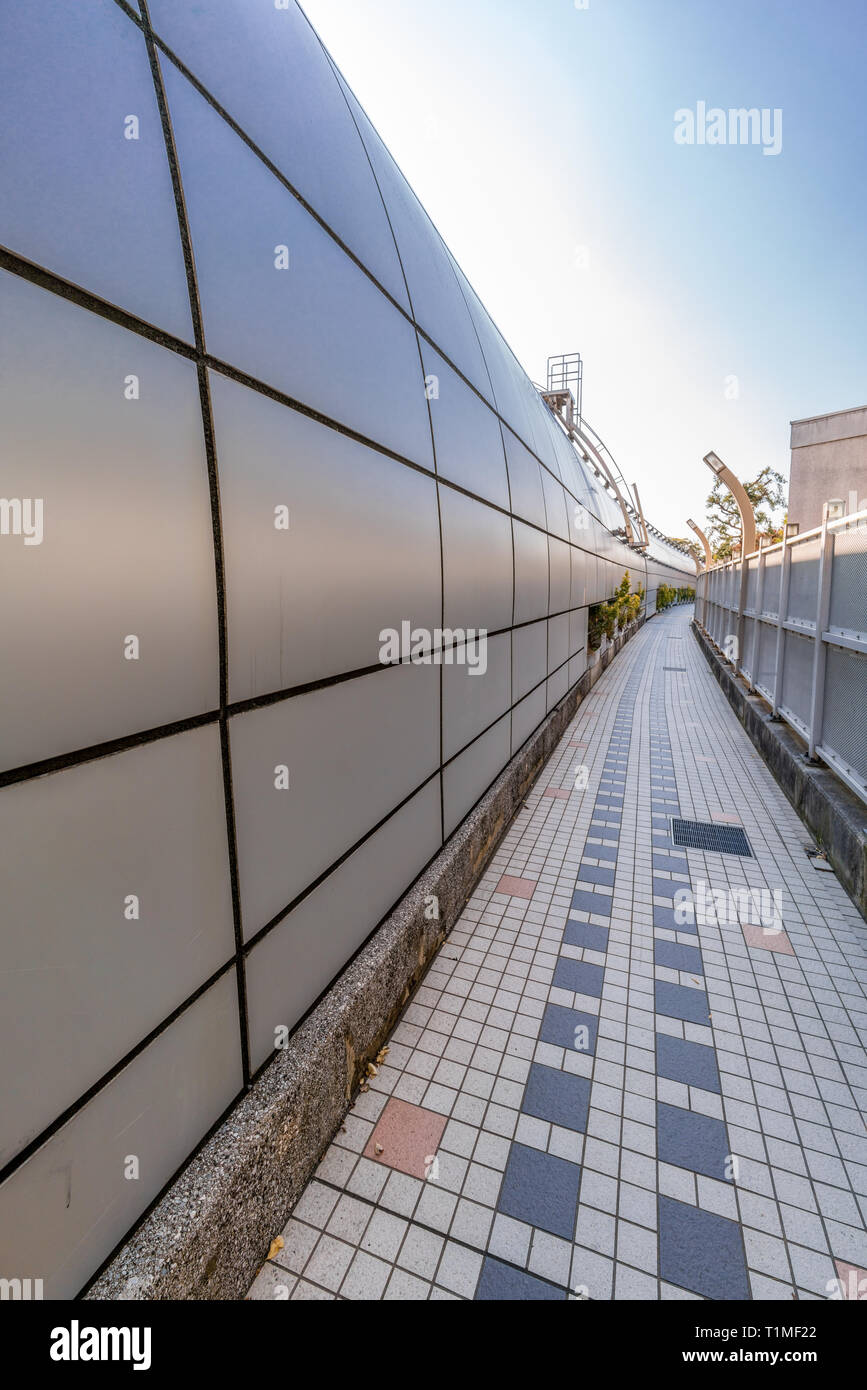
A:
542;788;571;800
363;1097;447;1179
833;1259;867;1300
741;921;795;955
712;814;742;824
495;874;537;899
570;741;588;748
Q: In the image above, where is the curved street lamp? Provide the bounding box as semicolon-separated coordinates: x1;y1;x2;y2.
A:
703;451;757;558
687;518;712;626
703;452;757;676
687;517;712;567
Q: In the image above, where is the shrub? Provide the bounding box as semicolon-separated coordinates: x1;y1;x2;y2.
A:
588;571;645;650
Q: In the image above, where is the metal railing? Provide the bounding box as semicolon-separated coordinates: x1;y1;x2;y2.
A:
697;508;867;806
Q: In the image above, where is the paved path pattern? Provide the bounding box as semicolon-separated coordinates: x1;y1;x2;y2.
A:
248;608;867;1300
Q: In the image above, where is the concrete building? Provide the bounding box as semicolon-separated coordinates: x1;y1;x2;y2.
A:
789;404;867;531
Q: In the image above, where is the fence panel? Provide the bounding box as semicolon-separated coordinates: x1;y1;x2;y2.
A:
696;512;867;805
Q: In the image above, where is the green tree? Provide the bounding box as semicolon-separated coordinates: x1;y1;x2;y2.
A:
705;467;786;560
667;536;701;562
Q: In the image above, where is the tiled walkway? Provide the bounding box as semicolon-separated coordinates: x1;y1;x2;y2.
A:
247;608;867;1301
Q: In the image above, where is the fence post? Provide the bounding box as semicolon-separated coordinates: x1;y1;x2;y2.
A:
771;538;791;718
808;510;835;761
746;543;766;691
735;552;749;678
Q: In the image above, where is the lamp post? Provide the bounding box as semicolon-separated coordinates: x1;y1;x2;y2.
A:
703;451;757;558
687;518;711;628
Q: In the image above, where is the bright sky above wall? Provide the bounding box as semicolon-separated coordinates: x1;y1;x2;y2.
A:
302;0;867;537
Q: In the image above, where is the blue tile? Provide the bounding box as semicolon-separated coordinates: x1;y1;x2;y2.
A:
657;1102;732;1182
656;1034;721;1094
654;939;704;975
594;805;621;820
497;1143;581;1239
522;1062;591;1132
652;853;687;874
475;1256;565;1301
571;888;611;917
590;826;620;843
655;980;711;1025
658;1196;749;1299
564;919;609;952
653;904;696;935
578;863;615;887
652;876;679;900
539;1002;598;1055
590;821;619;839
554;957;605;998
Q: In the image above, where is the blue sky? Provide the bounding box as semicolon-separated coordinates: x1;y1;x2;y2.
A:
302;0;867;537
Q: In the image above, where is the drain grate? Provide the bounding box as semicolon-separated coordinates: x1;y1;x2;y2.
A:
670;817;753;856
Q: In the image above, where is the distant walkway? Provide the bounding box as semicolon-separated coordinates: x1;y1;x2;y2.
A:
248;608;867;1301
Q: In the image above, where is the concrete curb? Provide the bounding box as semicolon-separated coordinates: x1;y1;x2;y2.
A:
692;620;867;919
86;619;647;1301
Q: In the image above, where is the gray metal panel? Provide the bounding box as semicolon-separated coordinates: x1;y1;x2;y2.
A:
549;537;572;614
230;664;439;936
147;0;411;312
442;633;511;763
0;272;219;772
329;69;492;398
821;645;867;787
570;607;589;657
0;0;192;339
503;428;548;530
511;685;547;754
513;520;549;625
568;649;588;688
829;523;867;636
446;259;536;444
161;58;433;469
210;371;441;702
0;728;233;1166
422;344;510;510
571;546;590;609
547;613;570;674
547;664;569;712
440;488;513;635
541;469;571;542
512;620;548;703
443;714;511;837
245;779;441;1069
787;540;821;623
0;972;241;1299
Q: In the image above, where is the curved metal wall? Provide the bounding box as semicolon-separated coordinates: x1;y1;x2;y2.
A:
0;0;694;1295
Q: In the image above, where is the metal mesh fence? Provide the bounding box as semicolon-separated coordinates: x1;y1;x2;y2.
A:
698;512;867;805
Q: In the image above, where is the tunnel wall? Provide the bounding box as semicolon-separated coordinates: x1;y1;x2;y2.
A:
0;0;694;1296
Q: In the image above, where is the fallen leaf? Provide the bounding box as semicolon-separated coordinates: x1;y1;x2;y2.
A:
267;1236;284;1261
